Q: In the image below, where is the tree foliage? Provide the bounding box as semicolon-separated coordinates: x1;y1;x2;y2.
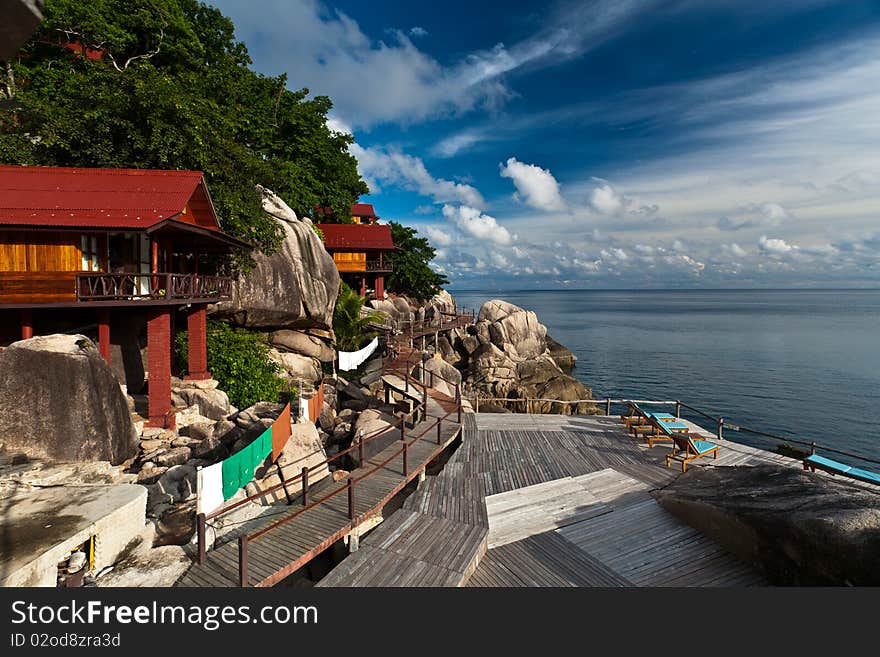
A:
387;221;449;301
0;0;368;254
176;320;284;409
333;282;386;352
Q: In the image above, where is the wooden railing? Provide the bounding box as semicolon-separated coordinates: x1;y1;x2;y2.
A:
364;260;393;272
76;272;232;302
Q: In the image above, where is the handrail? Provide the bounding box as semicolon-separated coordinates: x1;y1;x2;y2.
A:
465;394;880;467
205;394;427;520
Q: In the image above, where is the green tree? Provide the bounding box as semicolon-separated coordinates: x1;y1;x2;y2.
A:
0;0;368;255
333;282;386;352
176;320;285;409
387;221;449;300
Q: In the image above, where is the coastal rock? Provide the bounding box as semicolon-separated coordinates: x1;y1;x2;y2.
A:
654;465;880;585
422;356;462;399
172;385;232;421
268;348;322;384
213;186;340;331
0;335;138;464
368;296;412;328
269;330;335;362
546;335;577;373
154;500;197;546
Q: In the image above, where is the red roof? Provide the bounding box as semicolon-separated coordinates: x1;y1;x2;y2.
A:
351;203;378;218
0;165;215;229
316;223;394;250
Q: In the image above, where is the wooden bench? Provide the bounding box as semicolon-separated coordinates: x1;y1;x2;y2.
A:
803;454;880;486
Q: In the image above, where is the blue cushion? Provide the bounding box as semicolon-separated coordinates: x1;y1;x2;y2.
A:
805;454;852;474
650;412;676;419
847;467;880;484
659;421;688;430
690;440;718;453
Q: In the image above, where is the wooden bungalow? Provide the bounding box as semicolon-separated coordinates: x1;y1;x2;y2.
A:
0;165;251;428
315;217;394;300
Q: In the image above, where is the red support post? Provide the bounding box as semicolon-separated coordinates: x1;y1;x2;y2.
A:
20;309;33;340
97;308;111;366
184;304;211;380
437;417;442;444
197;513;206;565
375;275;385;301
146;307;173;428
402;440;408;477
347;479;355;520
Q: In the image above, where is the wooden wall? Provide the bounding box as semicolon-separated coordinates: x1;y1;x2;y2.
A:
179;184;220;230
333;251;366;272
0;231;81;272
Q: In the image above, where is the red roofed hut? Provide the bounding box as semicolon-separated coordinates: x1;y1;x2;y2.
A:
315;216;394;300
0;165;251;428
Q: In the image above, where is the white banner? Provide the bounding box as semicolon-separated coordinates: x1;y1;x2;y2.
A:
338;337;379;371
197;461;224;516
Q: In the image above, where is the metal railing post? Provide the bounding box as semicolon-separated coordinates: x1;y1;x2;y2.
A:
717;417;724;440
405;368;409;392
197;513;206;565
301;466;309;506
358;430;365;465
238;535;248;587
402;440;408;476
437;417;442;444
676;400;682;419
401;417;407;441
456;384;462;424
347;479;355;520
605;397;611;416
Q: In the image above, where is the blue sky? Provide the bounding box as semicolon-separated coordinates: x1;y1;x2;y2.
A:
210;0;880;289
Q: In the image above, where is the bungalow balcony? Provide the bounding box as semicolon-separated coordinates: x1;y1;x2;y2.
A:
0;271;232;308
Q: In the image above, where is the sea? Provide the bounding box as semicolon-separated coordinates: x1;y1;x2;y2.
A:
449;288;880;465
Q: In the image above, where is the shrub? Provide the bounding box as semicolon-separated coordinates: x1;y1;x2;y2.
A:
333;282;386;351
176;320;285;409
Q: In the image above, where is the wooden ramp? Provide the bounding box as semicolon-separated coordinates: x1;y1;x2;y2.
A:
177;401;461;588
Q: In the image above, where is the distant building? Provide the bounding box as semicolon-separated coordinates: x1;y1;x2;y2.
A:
316;205;395;300
0;165;251;428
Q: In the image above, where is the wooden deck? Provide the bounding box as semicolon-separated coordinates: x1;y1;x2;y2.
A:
319;412;809;587
176;385;462;588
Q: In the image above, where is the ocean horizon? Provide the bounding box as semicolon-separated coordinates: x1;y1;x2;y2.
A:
449;288;880;465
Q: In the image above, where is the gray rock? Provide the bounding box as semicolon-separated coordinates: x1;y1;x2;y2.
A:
155;447;191;467
172;387;231;421
0;334;138;464
269;348;322;383
422;357;462;398
546;335;577;373
269;330;335;362
654;464;880;585
154;501;197;547
318;402;336;432
212;186;340;331
182;421;214;443
137;466;168;485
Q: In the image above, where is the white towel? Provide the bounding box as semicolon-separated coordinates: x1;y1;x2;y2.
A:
338;337;379;371
197;461;224;515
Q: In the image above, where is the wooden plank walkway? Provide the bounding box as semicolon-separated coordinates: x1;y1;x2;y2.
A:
176;390;462;588
322;411;782;586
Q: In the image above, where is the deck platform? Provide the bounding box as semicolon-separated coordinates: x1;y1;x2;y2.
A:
319;412;810;587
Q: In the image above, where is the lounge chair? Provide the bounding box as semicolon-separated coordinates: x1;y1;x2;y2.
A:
803;454;880;486
643;415;690;448
663;425;719;472
623;403;674;432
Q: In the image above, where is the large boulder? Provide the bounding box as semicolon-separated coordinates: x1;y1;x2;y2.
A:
368;296;412;328
654;465;880;585
213;185;340;331
268;348;322;385
269;330;335;362
546;335;577;373
0;335;138;464
422;356;461;399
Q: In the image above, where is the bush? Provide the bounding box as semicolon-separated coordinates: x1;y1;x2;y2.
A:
176;320;285;410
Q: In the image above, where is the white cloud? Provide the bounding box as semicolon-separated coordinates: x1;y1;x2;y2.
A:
723;243;748;257
589;180;626;215
350;143;485;207
423;226;452;247
432;132;484;158
758;235;796;254
442;204;513;246
409;26;428;38
325;115;352;135
499;157;567;211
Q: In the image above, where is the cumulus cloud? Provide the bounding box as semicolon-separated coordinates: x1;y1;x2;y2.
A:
409;26;428;38
722;243;748;257
325;115;352;135
499;157;567;211
718;202;792;231
423;225;452;247
589;180;626;215
442;204;513;245
350;143;485;207
758;235;796;254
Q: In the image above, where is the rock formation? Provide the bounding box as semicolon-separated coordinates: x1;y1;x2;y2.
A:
439;300;597;415
213;185;339;334
0;335;138;464
654;464;880;585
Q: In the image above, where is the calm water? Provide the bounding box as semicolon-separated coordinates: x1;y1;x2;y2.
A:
450;289;880;463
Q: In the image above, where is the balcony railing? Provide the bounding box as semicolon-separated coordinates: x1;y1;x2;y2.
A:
365;260;393;272
76;273;232;302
